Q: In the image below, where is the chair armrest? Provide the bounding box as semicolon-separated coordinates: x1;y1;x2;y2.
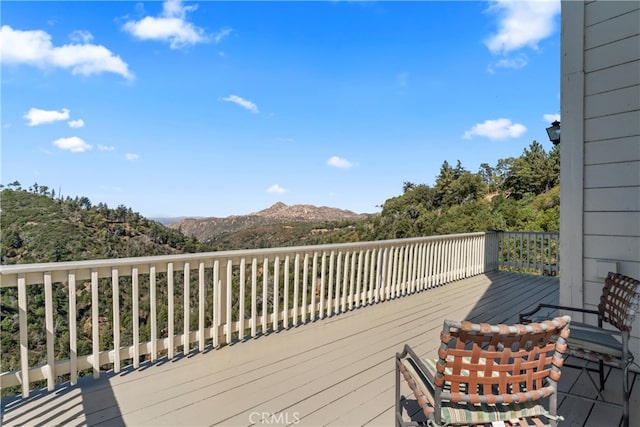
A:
397;344;436;385
520;304;601;326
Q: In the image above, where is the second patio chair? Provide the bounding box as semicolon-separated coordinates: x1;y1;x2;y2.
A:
519;272;640;427
396;316;571;427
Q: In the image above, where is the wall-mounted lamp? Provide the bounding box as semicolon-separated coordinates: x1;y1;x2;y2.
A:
546;120;561;145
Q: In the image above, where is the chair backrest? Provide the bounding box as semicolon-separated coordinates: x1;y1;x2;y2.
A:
434;316;571;405
599;273;640;332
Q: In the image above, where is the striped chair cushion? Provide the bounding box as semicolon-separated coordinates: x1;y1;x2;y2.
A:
401;357;554;425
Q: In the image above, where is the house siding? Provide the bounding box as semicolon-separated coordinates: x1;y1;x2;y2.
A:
562;0;640;359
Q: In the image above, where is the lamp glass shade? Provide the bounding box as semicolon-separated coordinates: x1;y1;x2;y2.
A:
546;121;561;144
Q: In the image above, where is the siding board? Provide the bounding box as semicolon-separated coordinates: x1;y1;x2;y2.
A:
585;8;640;49
584;212;640;237
584;258;640;284
584;161;640;188
584;235;640;262
584;110;640;142
585;35;640;72
584;187;640;212
585;136;640;164
585;0;640;26
584;86;640;119
585;61;640;96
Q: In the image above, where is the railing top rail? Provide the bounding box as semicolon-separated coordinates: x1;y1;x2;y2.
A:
0;232;493;277
500;231;559;235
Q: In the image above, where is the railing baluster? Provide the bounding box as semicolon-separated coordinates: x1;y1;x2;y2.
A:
226;259;233;343
70;271;78;383
262;257;268;334
403;246;410;295
240;258;246;338
434;241;440;284
213;260;220;346
327;251;334;316
168;262;174;359
311;253;318;320
132;267;139;368
335;251;342;314
319;252;326;318
18;274;28;397
44;272;54;390
447;239;453;280
302;254;308;323
341;252;348;312
251;258;257;337
349;251;362;310
199;262;205;352
150;266;157;361
273;257;280;331
456;239;462;280
367;249;374;304
283;255;289;329
417;243;423;288
183;263;190;354
349;250;356;310
391;247;398;299
293;254;299;325
91;269;100;378
373;248;386;304
409;244;416;293
355;250;364;308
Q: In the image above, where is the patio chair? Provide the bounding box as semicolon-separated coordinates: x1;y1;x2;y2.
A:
395;316;571;427
519;272;640;427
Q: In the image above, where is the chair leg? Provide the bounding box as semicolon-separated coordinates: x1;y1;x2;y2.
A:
622;364;630;427
599;360;605;391
395;355;402;427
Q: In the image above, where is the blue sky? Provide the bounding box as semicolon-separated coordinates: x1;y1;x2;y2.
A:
1;0;561;218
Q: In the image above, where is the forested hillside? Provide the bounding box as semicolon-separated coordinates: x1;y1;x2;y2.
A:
0;183;207;265
320;140;560;243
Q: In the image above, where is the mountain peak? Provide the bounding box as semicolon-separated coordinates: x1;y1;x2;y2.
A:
170;202;370;243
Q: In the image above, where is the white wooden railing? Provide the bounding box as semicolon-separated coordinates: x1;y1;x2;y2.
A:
0;231;556;397
496;231;559;275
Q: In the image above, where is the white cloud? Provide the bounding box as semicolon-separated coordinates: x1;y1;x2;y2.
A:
495;54;528;70
98;144;115;151
222;95;259;113
213;27;232;43
69;30;94;44
68;119;85;128
53;136;91;152
123;0;208;49
543;113;561;123
485;0;560;55
462;118;527;140
24;107;70;126
125;153;139;161
267;184;287;194
327;156;355;169
0;25;133;79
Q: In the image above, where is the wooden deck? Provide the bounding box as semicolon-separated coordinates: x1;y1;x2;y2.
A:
1;272;637;426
